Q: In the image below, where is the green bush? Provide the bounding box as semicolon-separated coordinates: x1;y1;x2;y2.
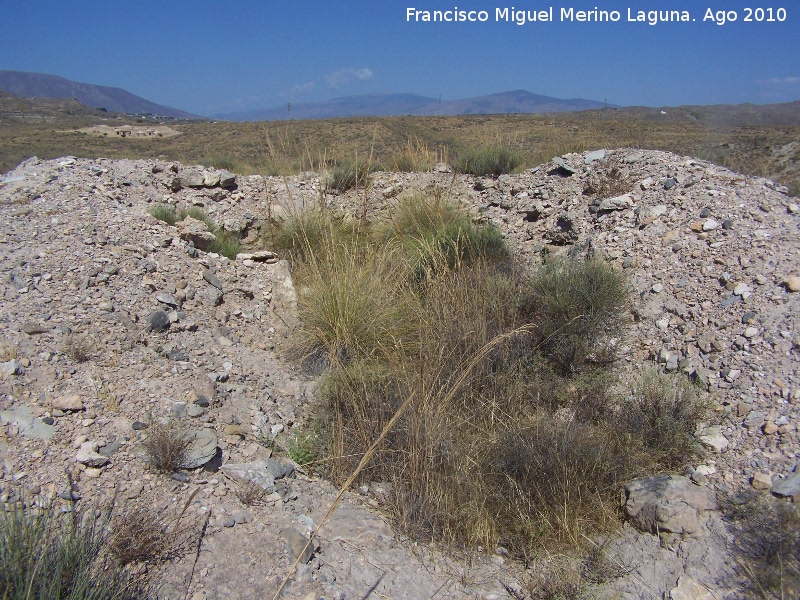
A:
455;145;521;176
623;367;708;466
148;203;176;226
522;256;628;373
0;504;153;599
326;157;374;192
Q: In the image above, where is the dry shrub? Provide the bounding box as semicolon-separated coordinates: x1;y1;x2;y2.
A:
623;367;709;466
455;144;521;176
726;495;800;599
141;423;193;473
62;333;93;363
235;481;267;507
583;160;632;199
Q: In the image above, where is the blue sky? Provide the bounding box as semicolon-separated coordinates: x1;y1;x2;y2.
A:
1;0;798;116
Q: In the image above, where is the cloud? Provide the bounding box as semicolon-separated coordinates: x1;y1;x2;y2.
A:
323;67;373;89
281;81;316;97
757;76;800;85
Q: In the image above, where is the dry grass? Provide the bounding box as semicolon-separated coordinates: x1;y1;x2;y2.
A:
726;495;800;599
384;137;445;172
235;481;268;507
285;192;664;557
62;333;93;363
140;422;193;473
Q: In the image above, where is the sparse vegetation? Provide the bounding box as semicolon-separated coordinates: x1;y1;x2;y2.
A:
271;189;705;559
726;495;800;599
384;137;444;172
583;163;632;199
235;481;268;507
62;333;93;363
0;503;153;599
149;204;241;259
455;143;521;176
140;422;193;473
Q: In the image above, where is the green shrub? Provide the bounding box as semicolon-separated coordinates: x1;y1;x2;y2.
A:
326;157;374;192
148;203;176;226
455;145;521;176
623;367;708;466
522;256;628;373
0;504;153;599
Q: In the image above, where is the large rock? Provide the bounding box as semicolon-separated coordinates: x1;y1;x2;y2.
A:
176;216;216;250
184;428;219;469
623;475;718;536
76;441;110;467
0;406;55;440
771;466;800;498
219;170;236;188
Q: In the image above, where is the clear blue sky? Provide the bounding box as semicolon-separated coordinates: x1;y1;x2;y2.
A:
1;0;798;116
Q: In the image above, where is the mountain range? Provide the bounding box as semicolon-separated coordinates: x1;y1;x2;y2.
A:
213;90;613;121
0;70;199;119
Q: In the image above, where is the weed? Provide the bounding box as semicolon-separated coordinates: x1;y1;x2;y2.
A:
623;367;709;466
455;144;521;176
287;432;320;469
726;495;800;599
62;333;93;363
140;422;193;473
0;503;153;599
148;203;176;225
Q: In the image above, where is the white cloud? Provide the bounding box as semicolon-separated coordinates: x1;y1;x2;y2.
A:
323;67;374;89
757;76;800;85
281;81;316;97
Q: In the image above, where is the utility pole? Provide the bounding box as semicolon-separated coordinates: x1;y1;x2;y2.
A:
287;102;291;120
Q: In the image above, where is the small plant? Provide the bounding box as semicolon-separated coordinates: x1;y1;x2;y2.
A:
583;163;631;199
107;505;170;567
455;144;521;176
148;203;176;226
62;333;93;363
0;503;153;599
521;256;628;373
141;422;193;473
287;432;320;469
326;157;374;192
235;481;267;506
623;367;708;466
726;495;800;599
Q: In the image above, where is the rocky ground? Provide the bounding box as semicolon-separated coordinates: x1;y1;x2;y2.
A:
0;149;798;599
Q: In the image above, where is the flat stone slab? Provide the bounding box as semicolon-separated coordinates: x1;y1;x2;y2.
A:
0;406;55;440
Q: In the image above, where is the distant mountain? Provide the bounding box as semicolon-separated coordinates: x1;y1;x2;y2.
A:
214;90;612;121
0;70;201;119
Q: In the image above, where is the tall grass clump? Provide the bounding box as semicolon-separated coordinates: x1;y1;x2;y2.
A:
277;189;704;559
384;137;444;172
455;144;521;176
0;504;153;599
386;194;508;277
325;157;375;192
